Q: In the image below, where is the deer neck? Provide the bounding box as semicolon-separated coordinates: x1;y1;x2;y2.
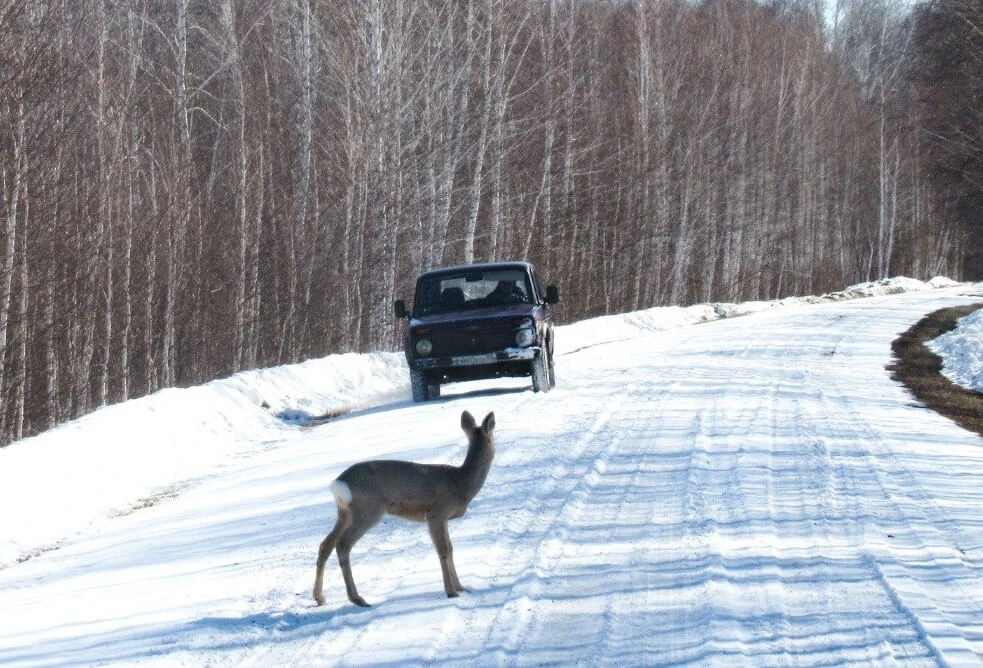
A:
456;440;494;498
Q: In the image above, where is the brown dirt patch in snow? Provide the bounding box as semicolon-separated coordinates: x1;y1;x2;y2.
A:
888;303;983;439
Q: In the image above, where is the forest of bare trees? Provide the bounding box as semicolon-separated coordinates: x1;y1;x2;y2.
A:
0;0;980;446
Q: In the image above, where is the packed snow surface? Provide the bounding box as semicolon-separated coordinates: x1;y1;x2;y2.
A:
1;277;982;666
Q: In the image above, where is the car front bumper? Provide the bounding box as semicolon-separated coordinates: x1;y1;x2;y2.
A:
411;347;540;370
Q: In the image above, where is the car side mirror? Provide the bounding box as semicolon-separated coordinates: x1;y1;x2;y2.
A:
394;299;408;319
545;286;559;304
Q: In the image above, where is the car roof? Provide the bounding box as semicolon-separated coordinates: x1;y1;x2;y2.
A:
417;261;535;279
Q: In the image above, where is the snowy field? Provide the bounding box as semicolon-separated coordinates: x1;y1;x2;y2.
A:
1;277;982;666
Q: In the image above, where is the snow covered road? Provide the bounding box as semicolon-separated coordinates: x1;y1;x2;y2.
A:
1;283;983;666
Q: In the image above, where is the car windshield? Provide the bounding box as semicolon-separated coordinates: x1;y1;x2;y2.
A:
415;269;531;315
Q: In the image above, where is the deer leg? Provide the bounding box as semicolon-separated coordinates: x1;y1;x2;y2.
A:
335;507;382;607
444;530;467;593
427;515;466;597
313;509;353;606
449;557;467;593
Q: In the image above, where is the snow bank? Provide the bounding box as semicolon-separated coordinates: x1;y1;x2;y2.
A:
928;307;983;394
557;276;959;356
0;352;405;567
225;351;407;419
830;275;960;299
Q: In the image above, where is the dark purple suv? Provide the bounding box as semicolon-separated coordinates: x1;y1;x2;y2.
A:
394;261;559;402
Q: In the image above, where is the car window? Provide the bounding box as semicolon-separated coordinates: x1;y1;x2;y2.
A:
415;269;531;315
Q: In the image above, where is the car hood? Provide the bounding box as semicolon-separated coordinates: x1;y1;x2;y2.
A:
410;303;536;327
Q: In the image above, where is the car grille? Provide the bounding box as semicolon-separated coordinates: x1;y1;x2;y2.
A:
429;320;514;356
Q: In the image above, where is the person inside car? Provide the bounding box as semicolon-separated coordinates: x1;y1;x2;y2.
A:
487;279;527;304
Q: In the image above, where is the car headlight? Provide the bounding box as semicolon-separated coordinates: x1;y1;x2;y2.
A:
415;338;433;356
514;325;535;348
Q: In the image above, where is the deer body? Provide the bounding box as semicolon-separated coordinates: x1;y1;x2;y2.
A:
313;410;495;607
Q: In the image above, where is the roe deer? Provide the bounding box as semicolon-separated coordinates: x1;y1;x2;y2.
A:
312;410;495;607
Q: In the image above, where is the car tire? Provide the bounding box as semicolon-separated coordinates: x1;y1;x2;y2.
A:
411;368;441;402
531;352;551;393
410;369;429;402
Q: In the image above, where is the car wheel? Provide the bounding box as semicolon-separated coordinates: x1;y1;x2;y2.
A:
410;369;429;402
531;352;550;393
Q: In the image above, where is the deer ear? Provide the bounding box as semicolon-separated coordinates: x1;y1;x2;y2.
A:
461;410;476;431
482;412;495;433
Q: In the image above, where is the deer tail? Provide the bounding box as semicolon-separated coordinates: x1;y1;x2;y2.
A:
330;479;353;508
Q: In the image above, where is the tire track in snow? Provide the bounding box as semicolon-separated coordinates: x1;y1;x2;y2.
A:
766;314;949;664
790;307;983;663
764;323;878;663
824;381;983;663
668;324;807;663
514;382;674;663
422;376;672;664
461;394;623;661
665;311;943;664
777;341;895;664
